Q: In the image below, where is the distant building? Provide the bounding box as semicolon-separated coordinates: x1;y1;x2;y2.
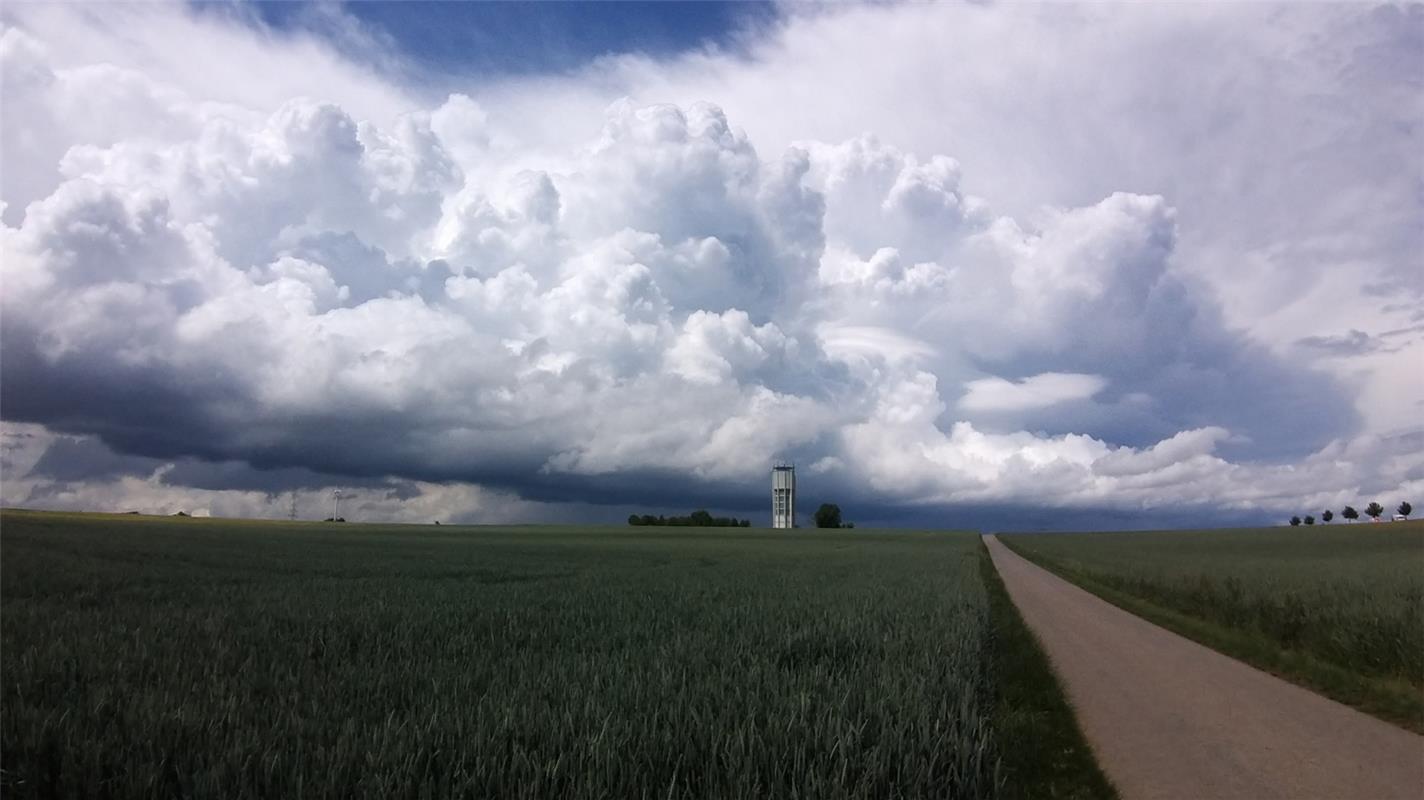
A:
772;464;796;529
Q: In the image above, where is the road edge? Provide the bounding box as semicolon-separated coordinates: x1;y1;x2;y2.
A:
979;537;1118;800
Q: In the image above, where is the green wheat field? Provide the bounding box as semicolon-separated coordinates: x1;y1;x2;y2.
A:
3;509;1109;799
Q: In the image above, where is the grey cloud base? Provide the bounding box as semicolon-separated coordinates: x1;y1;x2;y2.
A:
5;422;1419;530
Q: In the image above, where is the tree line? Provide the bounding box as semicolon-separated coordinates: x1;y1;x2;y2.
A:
626;502;857;529
1290;501;1410;527
628;510;751;527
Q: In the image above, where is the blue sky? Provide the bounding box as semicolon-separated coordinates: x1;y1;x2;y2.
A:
243;1;776;76
1;2;1420;528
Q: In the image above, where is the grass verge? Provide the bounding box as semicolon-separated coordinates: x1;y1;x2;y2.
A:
979;541;1117;800
996;537;1424;735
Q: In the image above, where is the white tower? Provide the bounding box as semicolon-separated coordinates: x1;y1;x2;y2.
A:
771;464;796;529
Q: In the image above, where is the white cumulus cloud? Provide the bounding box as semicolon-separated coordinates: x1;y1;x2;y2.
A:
959;373;1107;413
1;3;1419;526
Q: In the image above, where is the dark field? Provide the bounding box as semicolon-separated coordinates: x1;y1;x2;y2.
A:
1;510;1107;799
1001;523;1424;731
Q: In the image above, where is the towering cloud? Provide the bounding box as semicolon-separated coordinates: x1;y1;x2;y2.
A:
1;3;1419;525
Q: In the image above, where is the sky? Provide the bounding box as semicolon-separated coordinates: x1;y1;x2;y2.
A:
1;1;1421;530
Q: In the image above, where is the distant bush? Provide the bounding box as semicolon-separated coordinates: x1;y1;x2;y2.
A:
1399;502;1412;520
1289;516;1301;527
813;503;855;529
628;510;750;527
1304;515;1315;526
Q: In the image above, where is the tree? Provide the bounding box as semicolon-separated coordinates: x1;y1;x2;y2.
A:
814;503;843;529
1342;506;1359;522
1289;516;1301;527
1322;510;1333;524
1304;515;1315;526
1398;501;1412;520
1365;502;1384;521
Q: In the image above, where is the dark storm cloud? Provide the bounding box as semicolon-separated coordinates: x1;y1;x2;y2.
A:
1295;330;1385;357
0;324;254;465
159;460;398;495
27;434;165;482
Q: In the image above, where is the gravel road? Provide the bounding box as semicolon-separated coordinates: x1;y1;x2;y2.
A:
984;534;1424;800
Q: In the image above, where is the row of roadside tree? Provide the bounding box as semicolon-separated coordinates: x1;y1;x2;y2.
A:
1289;501;1410;527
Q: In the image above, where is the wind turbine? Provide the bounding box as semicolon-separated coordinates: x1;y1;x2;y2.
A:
332;489;342;521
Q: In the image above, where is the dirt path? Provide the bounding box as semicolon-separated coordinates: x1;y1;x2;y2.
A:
984;534;1424;800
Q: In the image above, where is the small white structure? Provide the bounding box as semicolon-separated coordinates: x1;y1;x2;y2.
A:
772;464;796;529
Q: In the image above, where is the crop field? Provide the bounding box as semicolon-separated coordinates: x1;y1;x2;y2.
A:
0;509;1108;799
1000;523;1424;731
